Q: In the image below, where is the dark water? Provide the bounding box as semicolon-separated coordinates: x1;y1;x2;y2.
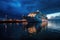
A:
0;21;60;40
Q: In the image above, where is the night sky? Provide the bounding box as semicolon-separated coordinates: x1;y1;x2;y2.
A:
0;0;60;18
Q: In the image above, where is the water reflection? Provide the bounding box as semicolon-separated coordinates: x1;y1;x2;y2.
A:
0;22;43;39
0;21;60;40
48;21;60;30
23;23;42;35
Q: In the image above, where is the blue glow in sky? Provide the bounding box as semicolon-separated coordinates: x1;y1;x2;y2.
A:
9;2;21;7
0;0;60;18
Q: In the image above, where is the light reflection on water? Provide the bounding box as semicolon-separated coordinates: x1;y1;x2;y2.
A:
48;21;60;30
0;21;60;39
